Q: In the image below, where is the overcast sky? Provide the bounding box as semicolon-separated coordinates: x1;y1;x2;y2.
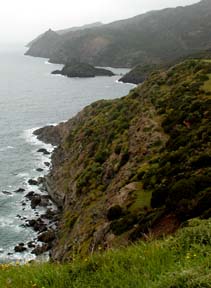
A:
0;0;200;44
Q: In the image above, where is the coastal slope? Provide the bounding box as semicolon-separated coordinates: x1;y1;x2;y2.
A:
26;0;211;67
35;59;211;262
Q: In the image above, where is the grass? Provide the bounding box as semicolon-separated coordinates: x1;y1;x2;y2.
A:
202;73;211;91
129;188;152;211
0;218;211;288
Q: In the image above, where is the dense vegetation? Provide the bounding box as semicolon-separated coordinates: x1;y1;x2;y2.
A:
142;60;211;221
34;59;211;263
0;218;211;287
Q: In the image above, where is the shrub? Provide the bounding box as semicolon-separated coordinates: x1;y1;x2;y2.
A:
107;205;123;221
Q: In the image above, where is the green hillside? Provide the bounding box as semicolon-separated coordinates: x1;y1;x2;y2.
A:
32;59;211;263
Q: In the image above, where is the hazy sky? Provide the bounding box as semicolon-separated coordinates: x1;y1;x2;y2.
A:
0;0;200;44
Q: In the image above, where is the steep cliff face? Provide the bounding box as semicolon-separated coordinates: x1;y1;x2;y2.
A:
25;29;61;59
36;59;211;262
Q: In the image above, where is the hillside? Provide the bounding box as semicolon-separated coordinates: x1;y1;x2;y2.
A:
119;63;163;84
35;59;211;262
25;29;62;59
120;48;211;84
25;0;211;67
26;22;103;49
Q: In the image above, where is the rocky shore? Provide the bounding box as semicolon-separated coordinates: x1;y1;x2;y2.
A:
3;145;62;260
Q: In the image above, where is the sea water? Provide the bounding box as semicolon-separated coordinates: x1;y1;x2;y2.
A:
0;45;133;262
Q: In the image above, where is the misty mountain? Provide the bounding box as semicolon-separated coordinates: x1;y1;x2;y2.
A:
56;22;103;35
25;22;103;56
26;0;211;67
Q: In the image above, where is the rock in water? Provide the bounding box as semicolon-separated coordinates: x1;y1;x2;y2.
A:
28;179;38;186
14;188;25;193
37;148;50;155
14;244;27;253
51;62;114;78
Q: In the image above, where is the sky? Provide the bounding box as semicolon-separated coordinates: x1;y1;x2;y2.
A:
0;0;200;44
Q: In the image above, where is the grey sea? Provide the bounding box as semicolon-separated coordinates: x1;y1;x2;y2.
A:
0;45;133;263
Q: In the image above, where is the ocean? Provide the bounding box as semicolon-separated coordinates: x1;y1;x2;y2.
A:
0;46;133;263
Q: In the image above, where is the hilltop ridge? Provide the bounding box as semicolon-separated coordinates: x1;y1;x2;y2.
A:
25;0;211;68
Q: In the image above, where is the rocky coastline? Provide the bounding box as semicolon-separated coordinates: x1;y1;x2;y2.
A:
3;142;62;260
26;59;211;263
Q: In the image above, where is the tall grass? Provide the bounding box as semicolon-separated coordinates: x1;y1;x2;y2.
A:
0;218;211;288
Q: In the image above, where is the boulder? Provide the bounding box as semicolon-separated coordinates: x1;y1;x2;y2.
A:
2;191;12;195
31;244;50;255
14;244;27;253
37;148;50;155
31;195;42;209
27;218;47;233
38;230;55;243
28;179;38;186
25;191;35;200
14;188;25;193
27;241;36;248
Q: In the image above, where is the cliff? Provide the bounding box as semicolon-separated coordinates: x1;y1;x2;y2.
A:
26;1;211;67
25;29;61;59
35;59;211;262
119;64;163;84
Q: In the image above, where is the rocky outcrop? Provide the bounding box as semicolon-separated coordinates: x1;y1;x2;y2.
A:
119;64;162;84
33;124;64;146
52;63;114;78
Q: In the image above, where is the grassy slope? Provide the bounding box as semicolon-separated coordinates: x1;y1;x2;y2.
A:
0;218;211;287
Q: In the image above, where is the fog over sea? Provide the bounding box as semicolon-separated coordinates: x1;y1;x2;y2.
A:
0;46;133;263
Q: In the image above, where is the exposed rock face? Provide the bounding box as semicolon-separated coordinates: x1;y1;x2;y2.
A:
52;63;114;78
35;60;211;262
33;124;65;146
